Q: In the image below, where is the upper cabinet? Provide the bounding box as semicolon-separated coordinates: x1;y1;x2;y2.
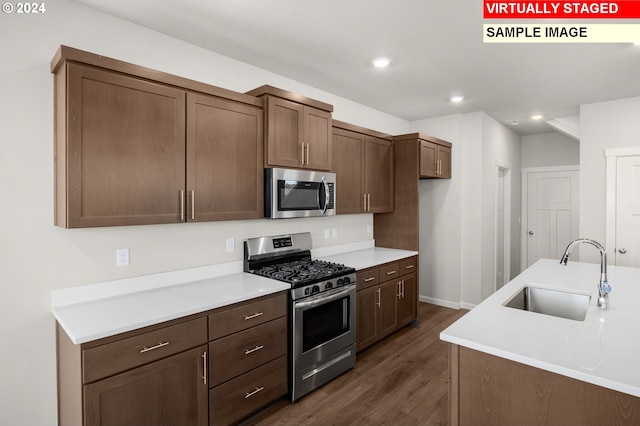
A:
374;133;453;251
52;46;264;228
246;85;333;171
186;93;263;222
395;133;453;179
332;121;394;214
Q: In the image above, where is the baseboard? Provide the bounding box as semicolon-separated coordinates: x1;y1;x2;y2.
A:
419;295;477;311
419;295;460;310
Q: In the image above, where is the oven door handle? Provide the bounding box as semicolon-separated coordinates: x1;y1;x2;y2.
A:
294;285;355;310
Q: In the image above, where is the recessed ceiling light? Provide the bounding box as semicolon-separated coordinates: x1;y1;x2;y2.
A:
450;95;464;103
372;57;391;68
531;114;543;120
506;119;519;126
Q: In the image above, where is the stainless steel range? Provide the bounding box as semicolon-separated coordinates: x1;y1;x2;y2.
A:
244;232;356;401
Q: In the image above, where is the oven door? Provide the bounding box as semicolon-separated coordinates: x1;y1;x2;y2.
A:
291;284;356;400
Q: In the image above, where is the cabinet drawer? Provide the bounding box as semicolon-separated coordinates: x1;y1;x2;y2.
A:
209;292;286;340
210;355;286;426
83;317;207;384
357;267;379;290
379;262;400;281
399;257;417;276
209;317;286;386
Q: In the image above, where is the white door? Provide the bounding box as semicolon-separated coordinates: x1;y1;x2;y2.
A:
525;169;580;267
615;156;640;267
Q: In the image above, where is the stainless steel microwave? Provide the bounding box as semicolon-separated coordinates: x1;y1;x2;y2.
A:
265;168;335;219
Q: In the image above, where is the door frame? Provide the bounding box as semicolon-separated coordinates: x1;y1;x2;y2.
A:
521;165;580;271
605;147;640;266
495;165;511;292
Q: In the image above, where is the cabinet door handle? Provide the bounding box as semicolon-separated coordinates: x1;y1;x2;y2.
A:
363;194;367;212
300;143;305;165
179;190;185;221
376;288;381;308
401;280;405;298
364;277;375;282
244;345;264;355
397;281;402;298
244;312;264;321
386;270;397;275
202;351;207;385
245;386;265;399
190;190;195;220
306;143;310;165
367;194;371;212
140;341;169;354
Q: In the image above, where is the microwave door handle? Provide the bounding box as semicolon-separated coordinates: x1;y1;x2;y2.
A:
319;177;330;216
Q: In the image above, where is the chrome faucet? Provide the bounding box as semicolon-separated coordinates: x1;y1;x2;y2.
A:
560;239;612;309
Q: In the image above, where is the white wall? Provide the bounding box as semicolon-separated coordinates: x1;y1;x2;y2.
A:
521;132;579;168
410;112;521;309
580;96;640;263
0;2;409;424
411;115;463;308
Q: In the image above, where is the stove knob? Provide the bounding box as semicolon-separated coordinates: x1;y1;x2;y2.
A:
312;285;320;295
325;282;333;290
305;287;311;296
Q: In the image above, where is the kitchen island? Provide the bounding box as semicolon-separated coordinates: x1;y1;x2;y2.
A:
441;258;640;425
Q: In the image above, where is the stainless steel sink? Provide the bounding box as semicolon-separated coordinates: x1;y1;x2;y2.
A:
504;286;591;321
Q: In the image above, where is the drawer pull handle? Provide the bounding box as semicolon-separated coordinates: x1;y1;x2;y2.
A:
140;341;169;354
244;312;264;321
386;270;397;275
364;277;375;282
404;265;415;269
244;345;264;355
245;386;264;399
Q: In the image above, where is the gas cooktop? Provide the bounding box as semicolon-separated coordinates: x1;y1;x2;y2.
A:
252;259;355;286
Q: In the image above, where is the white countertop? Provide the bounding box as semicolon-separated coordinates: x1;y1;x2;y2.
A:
318;247;418;270
52;241;416;345
441;258;640;397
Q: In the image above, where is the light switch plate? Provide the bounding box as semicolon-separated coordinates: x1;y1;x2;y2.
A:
226;238;235;252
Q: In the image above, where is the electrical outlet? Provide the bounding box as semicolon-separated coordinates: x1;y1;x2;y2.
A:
116;248;129;266
226;237;235;252
324;228;330;239
367;224;372;234
332;227;338;239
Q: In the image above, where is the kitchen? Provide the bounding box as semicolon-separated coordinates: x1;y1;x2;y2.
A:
3;1;640;425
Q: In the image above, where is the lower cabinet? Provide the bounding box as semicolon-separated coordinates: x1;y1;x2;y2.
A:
83;346;209;426
56;291;288;426
208;293;287;426
356;256;418;352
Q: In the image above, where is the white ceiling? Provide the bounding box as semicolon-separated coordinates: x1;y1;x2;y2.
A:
72;0;640;135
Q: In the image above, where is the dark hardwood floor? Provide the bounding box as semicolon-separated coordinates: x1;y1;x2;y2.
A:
246;303;467;426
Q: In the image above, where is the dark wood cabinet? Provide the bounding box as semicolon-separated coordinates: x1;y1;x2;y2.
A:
84;345;208;426
57;62;187;228
186;93;263;221
52;46;264;228
420;139;451;179
355;256;418;352
246;85;333;171
332;121;394;214
375;133;452;251
57;316;208;426
56;292;288;426
208;292;287;426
